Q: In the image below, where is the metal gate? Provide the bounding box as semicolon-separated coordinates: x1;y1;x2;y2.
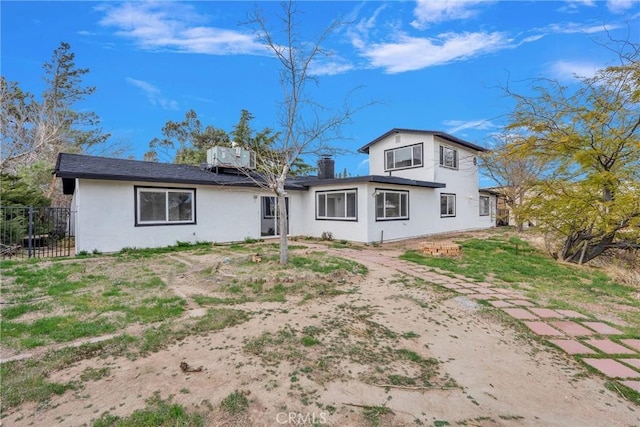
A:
0;206;75;258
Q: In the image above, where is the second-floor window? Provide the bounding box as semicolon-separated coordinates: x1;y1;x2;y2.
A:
439;145;458;169
385;143;423;171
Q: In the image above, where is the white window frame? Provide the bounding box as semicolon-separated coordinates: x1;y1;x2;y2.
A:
440;193;456;217
439;145;458;169
384;143;423;171
375;189;409;221
316;189;357;221
135;186;196;226
479;195;490;216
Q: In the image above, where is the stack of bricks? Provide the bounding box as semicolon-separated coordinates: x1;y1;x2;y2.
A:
419;242;461;257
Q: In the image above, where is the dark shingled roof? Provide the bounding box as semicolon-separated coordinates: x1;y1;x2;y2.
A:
55;153;307;190
295;175;445;189
358;128;488;154
55;153;446;194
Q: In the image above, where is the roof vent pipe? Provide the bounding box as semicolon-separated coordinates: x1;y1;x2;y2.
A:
317;155;335;180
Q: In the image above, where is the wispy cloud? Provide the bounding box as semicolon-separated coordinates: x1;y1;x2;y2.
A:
97;2;266;55
443;119;497;134
411;0;492;29
558;0;637;14
541;21;623;34
309;57;354;76
606;0;638;13
358;31;512;74
125;78;178;110
357;158;369;172
548;60;600;80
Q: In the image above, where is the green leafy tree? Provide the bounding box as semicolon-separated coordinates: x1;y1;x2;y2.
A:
504;39;639;263
1;42;110;200
146;109;231;164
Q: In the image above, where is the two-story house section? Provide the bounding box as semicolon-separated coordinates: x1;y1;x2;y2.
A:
354;128;497;242
55;128;496;253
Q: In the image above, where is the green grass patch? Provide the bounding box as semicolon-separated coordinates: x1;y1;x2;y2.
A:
193;295;252;306
400;235;640;331
290;253;368;275
117;241;213;259
2;316;117;348
220;390;249;414
0;302;48;320
93;391;204;427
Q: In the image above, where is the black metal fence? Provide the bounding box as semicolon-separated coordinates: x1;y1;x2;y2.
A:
0;206;75;258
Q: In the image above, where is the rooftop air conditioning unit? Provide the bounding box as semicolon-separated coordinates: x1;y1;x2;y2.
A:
206;146;256;169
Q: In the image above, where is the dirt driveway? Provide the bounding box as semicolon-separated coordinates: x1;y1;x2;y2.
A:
3;243;638;426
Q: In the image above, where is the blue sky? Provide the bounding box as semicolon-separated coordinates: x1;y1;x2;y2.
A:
2;1;638;184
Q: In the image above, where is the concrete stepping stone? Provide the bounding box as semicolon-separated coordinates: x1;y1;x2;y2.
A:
581;322;623;335
550;321;595;336
508;299;535;307
503;308;539;320
555;309;588;319
455;288;477;294
524;321;563;336
488;300;513;308
621;339;640;352
467;293;498;300
621;359;640;369
583;339;637;355
582;358;640;379
529;308;564;318
440;283;463;290
621;380;640;393
549;339;597;355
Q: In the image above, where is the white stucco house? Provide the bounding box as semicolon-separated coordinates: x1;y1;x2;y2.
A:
55;128;497;253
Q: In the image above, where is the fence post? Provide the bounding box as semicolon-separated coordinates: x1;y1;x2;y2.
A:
28;206;34;258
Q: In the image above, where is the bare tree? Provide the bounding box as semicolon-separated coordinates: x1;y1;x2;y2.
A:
1;42;111;200
245;1;371;264
480;132;546;231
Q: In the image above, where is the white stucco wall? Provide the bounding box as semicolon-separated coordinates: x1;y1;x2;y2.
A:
367;132;437;182
297;183;370;242
73;179;305;253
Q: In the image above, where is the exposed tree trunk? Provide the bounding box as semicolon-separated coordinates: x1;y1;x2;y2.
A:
561;231;617;264
276;179;288;265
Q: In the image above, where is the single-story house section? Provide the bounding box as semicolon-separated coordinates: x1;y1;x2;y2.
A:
55;128;497;253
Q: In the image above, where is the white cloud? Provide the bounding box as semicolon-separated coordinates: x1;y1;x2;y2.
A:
360;31;511;74
309;58;355;76
357;158;369;172
607;0;638;13
125;78;179;110
97;2;266;56
548;60;600;80
411;0;491;29
443;119;497;134
542;21;622;34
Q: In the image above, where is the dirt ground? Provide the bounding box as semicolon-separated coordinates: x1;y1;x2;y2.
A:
2;243;639;427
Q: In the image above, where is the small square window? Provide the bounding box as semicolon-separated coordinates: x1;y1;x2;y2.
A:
440;194;456;217
439;146;458;169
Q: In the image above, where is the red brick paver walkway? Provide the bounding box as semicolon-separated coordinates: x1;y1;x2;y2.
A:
323;247;640;400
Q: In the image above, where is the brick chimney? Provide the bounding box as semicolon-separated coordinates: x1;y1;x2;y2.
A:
317;155;335;179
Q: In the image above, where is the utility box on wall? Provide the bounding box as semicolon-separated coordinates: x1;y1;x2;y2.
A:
207;146;255;169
